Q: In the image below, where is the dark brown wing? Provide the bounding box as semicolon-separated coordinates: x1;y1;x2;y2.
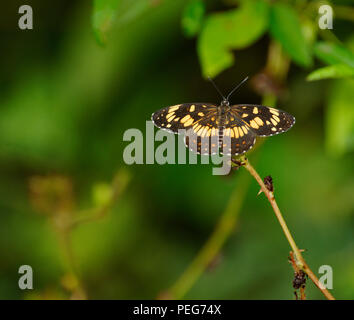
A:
184;112;220;155
220;112;257;155
230;104;295;137
184;112;257;156
151;103;217;133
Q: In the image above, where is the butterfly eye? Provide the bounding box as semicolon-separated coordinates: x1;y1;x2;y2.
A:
222;100;229;106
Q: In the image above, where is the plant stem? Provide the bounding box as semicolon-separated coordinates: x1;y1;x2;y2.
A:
240;156;335;300
70;169;131;228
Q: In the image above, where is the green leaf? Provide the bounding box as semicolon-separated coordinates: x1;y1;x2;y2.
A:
115;0;151;26
269;3;312;67
197;0;269;78
307;64;354;81
300;17;317;46
92;0;121;45
92;183;113;207
314;42;354;68
182;0;205;38
325;79;354;157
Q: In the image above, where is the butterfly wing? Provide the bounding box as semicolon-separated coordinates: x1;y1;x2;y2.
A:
152;103;217;133
183;112;220;155
230;104;295;137
184;112;257;156
220;113;257;155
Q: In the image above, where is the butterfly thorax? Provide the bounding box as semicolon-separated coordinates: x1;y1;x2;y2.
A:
217;100;231;147
217;100;230;125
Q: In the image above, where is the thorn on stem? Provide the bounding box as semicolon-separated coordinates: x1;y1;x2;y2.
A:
257;175;274;196
289;250;308;300
264;175;274;192
293;270;307;290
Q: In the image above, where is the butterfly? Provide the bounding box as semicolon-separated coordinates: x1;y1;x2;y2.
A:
151;77;295;156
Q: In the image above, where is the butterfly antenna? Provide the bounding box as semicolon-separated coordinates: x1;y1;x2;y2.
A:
226;76;249;101
207;77;226;101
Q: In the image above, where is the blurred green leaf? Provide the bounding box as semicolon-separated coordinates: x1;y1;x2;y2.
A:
314;42;354;68
182;0;205;37
92;0;121;45
197;0;269;78
92;183;113;207
269;3;312;67
300;17;317;46
116;0;152;25
307;64;354;81
325;79;354;157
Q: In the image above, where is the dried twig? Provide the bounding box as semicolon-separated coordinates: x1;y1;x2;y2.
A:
238;156;335;300
289;251;307;300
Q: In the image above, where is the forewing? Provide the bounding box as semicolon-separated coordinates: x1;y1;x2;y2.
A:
152;103;217;133
184;112;220;155
230;104;295;137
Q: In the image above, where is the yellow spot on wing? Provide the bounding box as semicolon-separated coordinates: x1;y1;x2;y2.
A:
189;105;195;112
200;126;208;138
242;113;248;118
269;108;279;116
271;118;277;126
184;118;194;126
196;126;203;136
272;115;280;122
238;127;244;137
167;115;175;122
255;117;264;126
233;128;239;138
253;107;258;114
198;112;204;117
250;120;259;129
181;115;191;123
169;105;180;112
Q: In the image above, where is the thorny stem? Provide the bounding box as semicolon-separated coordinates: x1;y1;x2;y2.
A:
239;156;335;300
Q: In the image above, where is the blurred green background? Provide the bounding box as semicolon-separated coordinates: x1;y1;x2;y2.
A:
0;0;353;299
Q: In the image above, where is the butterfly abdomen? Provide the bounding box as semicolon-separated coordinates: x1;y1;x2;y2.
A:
217;106;227;149
218;126;225;148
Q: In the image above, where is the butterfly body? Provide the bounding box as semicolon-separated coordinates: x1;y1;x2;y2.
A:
152;100;295;156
